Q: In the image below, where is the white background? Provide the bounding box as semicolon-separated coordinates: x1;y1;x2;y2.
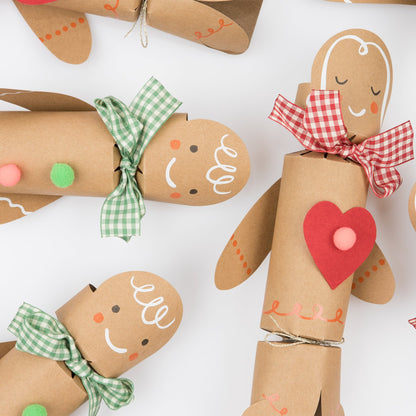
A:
0;0;416;415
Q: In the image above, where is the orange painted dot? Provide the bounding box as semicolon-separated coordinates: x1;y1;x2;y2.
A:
39;37;44;42
365;271;370;277
247;268;252;275
358;277;364;283
79;17;85;24
63;26;69;32
70;22;77;28
55;30;61;36
372;265;378;271
240;255;244;261
170;192;181;199
45;34;52;40
93;312;104;323
230;234;234;241
236;249;240;255
232;240;237;247
370;101;378;114
352;283;356;289
243;262;247;268
129;353;138;361
379;259;385;266
170;139;181;150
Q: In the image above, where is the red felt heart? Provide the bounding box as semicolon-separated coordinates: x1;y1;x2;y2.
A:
303;201;376;290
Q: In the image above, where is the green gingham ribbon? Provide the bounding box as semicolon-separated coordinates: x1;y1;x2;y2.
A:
8;303;135;416
95;77;181;241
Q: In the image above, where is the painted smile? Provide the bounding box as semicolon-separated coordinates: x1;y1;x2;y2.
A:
105;328;127;354
166;158;177;188
348;106;366;118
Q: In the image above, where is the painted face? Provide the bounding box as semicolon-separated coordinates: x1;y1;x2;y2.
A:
311;29;392;142
137;114;250;206
56;271;183;378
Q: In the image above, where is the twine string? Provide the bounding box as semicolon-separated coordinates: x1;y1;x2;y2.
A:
124;0;148;48
264;314;344;348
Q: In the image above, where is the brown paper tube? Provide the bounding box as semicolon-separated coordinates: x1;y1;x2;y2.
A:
246;341;342;416
147;0;263;54
0;111;120;197
0;111;249;206
260;151;369;342
0;348;87;416
50;0;142;21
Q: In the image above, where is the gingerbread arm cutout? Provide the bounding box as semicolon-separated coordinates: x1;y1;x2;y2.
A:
215;180;280;290
0;88;94;111
351;242;395;304
13;1;91;64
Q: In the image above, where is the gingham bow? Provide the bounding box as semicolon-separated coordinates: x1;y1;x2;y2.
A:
95;77;181;241
8;303;135;416
269;90;414;198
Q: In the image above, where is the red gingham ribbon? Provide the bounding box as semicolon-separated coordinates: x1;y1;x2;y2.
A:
269;90;414;198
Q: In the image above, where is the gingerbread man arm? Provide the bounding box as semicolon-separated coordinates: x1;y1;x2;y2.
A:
14;1;91;64
215;180;281;290
352;243;395;304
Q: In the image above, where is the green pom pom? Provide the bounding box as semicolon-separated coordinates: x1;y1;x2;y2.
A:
22;404;47;416
50;163;75;188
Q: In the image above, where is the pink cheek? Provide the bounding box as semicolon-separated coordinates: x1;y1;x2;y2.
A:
93;312;104;323
129;353;138;361
370;101;378;114
170;192;181;199
170;140;181;150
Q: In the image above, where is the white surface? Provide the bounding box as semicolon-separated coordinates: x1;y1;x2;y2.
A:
0;1;416;415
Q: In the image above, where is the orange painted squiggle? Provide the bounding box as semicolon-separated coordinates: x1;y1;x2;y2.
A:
262;394;288;415
195;19;233;40
104;0;120;18
264;300;344;325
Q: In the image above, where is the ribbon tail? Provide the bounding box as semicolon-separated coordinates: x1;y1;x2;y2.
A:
82;379;101;416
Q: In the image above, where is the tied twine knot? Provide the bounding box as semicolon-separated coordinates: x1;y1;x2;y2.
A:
265;314;344;348
8;303;134;416
95;77;181;241
269;90;414;198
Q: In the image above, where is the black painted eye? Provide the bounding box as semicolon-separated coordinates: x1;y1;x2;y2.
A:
112;305;120;313
335;76;348;85
371;86;381;96
190;145;198;153
142;339;149;346
189;189;198;195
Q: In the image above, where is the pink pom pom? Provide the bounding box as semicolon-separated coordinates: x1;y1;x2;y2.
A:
0;164;21;187
333;227;357;251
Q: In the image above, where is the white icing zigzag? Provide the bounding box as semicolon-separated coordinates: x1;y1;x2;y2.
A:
0;197;32;216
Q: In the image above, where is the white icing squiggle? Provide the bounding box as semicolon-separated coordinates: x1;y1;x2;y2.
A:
205;134;238;195
130;276;175;330
0;197;32;215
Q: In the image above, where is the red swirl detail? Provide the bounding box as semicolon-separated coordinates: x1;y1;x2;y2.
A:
195;19;233;40
264;300;344;325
